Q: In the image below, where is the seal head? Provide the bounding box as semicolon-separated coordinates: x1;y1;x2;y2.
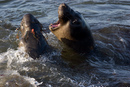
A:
20;14;48;59
49;3;95;53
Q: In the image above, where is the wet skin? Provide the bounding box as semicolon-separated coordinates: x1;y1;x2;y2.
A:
20;14;49;59
49;3;95;53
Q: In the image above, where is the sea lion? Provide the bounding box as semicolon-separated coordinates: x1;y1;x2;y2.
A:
49;3;95;53
19;14;49;59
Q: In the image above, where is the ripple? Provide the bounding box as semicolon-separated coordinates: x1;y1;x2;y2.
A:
0;0;130;86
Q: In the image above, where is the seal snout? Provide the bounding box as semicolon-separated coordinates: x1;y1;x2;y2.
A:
22;14;42;31
22;14;34;29
23;14;37;25
58;3;70;12
58;3;71;19
59;3;67;9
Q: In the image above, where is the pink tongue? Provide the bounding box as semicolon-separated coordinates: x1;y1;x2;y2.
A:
52;23;60;28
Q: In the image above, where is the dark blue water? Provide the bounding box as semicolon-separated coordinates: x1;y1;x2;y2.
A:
0;0;130;87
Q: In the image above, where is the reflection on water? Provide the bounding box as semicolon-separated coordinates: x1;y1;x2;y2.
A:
0;0;130;87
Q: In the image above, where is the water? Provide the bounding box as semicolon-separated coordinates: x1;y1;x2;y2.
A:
0;0;130;87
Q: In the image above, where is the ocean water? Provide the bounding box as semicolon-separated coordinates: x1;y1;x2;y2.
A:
0;0;130;87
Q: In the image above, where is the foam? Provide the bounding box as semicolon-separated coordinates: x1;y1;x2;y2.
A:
0;70;42;87
0;48;43;87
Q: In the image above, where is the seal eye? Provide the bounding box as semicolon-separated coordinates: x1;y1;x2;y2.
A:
72;19;80;25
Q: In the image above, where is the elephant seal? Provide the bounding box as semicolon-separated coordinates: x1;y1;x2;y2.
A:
19;14;49;59
49;3;95;53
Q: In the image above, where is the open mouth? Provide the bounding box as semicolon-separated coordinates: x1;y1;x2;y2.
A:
50;20;60;30
49;3;71;30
